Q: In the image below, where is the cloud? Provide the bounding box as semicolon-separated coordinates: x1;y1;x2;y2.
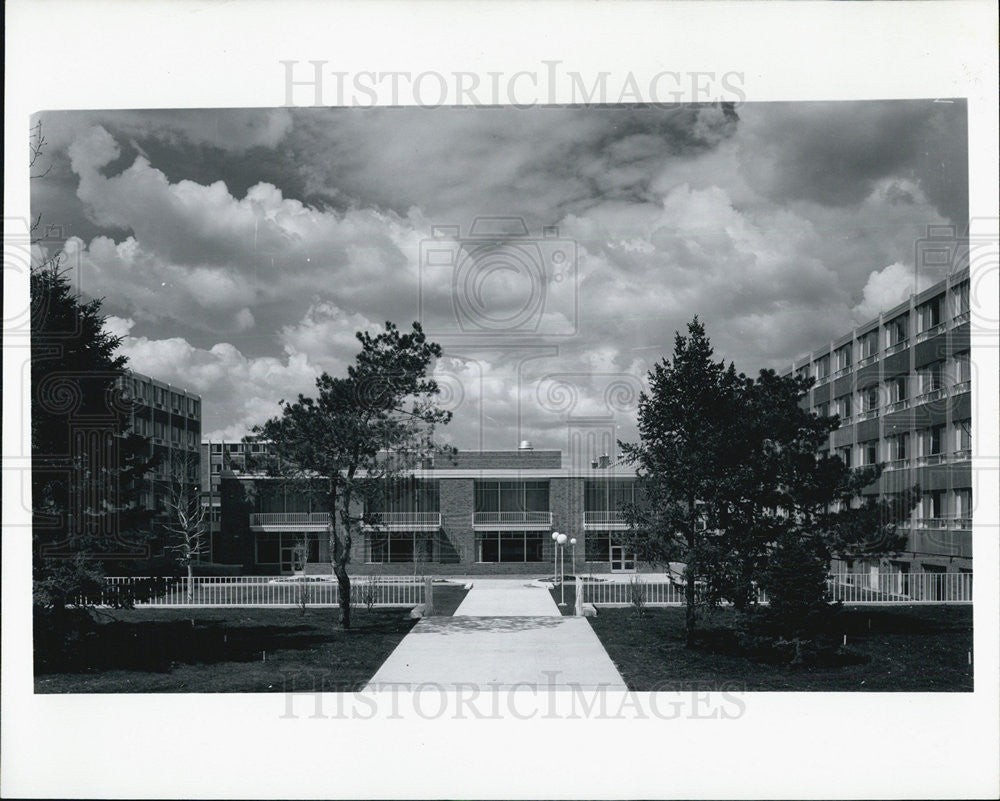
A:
853;262;935;321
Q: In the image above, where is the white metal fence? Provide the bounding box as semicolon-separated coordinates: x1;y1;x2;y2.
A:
95;576;427;608
583;571;972;606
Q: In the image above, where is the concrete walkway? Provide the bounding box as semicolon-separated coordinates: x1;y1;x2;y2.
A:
364;579;627;691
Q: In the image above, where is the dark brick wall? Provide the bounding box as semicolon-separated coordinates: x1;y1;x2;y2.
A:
442;450;562;470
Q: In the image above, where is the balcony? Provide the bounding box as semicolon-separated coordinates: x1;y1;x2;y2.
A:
884;399;909;414
952;448;972;461
831;367;851;379
857;353;879;368
857;409;880;422
913;517;949;530
913;388;944;406
884;458;908;472
362;511;442;531
952;310;970;325
952;379;971;394
583;510;629;530
915;454;945;467
250;512;330;531
472;511;552;530
915;322;946;343
884;339;909;356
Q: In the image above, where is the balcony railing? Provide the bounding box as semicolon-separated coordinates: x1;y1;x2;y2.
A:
884;339;909;356
250;512;330;530
914;517;949;529
362;511;442;530
952;379;971;394
952;448;972;461
915;322;946;342
952;310;970;325
915;454;945;467
913;388;944;405
884;458;908;472
583;510;629;529
857;409;880;421
884;399;909;414
472;511;552;530
831;366;851;379
857;353;879;367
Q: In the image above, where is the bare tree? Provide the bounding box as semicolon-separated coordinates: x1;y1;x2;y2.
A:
163;469;208;602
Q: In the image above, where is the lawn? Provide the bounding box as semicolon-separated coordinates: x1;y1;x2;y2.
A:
34;606;417;693
586;604;973;691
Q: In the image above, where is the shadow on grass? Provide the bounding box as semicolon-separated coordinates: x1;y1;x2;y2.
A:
34;608;414;675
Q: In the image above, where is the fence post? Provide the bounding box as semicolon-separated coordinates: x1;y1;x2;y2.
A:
424;576;434;616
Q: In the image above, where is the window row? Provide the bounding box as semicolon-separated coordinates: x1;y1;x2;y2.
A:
803;283;969;379
839;420;971;466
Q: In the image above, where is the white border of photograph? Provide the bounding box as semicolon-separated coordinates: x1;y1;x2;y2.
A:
3;1;998;799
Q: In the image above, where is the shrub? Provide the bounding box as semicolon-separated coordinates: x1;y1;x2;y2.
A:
627;575;647;618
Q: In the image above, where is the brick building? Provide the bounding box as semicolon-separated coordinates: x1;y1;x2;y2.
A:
216;444;639;575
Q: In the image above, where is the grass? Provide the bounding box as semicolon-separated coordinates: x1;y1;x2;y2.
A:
587;604;973;691
429;584;469;616
34;606;417;693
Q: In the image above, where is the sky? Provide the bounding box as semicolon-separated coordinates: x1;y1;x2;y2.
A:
31;101;969;457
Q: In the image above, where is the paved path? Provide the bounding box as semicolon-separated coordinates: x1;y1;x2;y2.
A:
364;579;627;691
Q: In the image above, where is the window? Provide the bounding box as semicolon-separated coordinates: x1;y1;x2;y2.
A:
586;532;613;562
858;330;879;359
154;421;165;438
950;351;970;385
861;440;878;465
834;344;852;372
859;384;880;412
918;361;943;393
815;401;830;418
211;443;222;454
917;295;943;331
887;375;908;403
954;419;971;453
953;488;972;517
477;531;546;563
474;481;549;513
924;491;946;519
887;433;908;460
154;387;164;404
834;394;852;419
837;446;852;468
814;354;830;379
368;478;440;514
951;280;970;317
885;314;908;347
924;425;945;455
584;479;637;512
211;464;221;474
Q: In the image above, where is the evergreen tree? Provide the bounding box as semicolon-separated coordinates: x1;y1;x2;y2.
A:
255;321;452;629
31;266;159;611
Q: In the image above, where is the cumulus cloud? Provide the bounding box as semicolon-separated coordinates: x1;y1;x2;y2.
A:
853;262;936;321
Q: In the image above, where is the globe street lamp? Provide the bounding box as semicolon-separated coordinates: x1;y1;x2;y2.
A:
556;532;568;606
551;531;560;595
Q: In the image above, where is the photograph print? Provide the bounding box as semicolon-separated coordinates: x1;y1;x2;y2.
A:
29;100;976;695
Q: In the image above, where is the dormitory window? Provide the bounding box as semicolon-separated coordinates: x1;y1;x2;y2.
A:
858;330;878;359
211;443;222;454
917;296;943;331
835;394;852;419
918;362;943;393
814;355;830;379
887;433;908;460
837;446;852;467
950;351;971;385
834;345;852;372
885;314;908;347
211;464;221;474
951;281;970;317
920;425;944;456
888;375;907;403
954;420;971;453
860;384;880;412
477;531;546;562
862;441;878;465
474;481;549;513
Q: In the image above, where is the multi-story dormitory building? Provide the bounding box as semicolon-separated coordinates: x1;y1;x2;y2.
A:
214;443;641;575
785;266;972;581
119;371;202;537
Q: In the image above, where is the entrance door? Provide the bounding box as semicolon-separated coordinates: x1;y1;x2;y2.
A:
280;543;299;574
610;546;635;572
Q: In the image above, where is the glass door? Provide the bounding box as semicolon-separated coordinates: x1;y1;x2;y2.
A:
610;546;635;572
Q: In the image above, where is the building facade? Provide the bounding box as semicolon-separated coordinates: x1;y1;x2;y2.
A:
216;445;639;575
785;267;972;579
121;371;202;527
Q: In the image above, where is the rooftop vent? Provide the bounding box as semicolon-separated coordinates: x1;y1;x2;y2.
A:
518;440;534;451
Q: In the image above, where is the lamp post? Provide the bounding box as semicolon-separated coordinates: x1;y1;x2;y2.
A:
551;531;560;594
556;532;568;606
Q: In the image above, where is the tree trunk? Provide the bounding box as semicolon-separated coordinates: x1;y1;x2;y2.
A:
685;500;697;647
334;561;351;629
187;563;194;602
